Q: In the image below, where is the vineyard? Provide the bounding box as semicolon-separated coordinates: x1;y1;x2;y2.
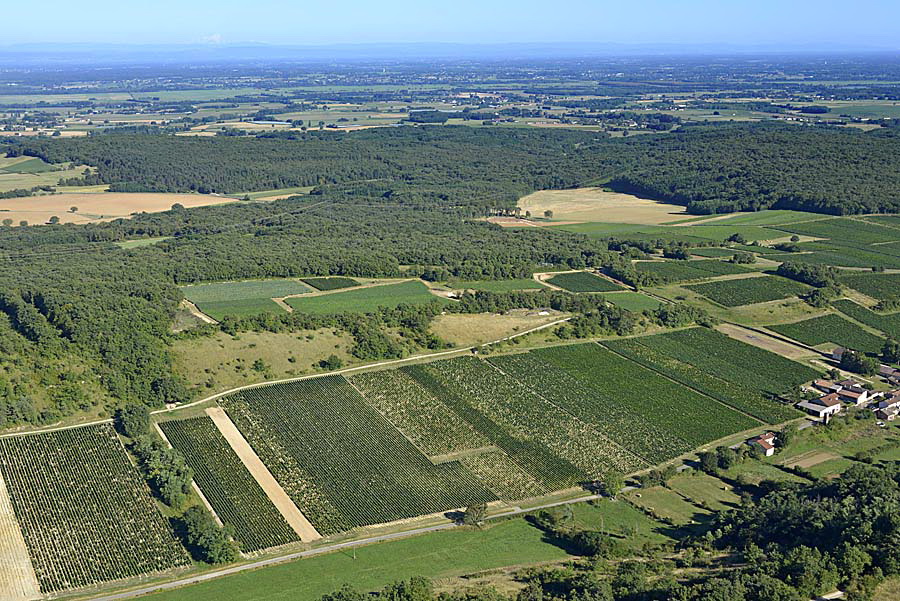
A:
685;276;808;307
170;330;821;537
532;344;759;449
220;376;496;533
833;300;900;339
546;271;623;292
485;352;678;464
448;278;545;292
633;259;751;283
180;278;311;320
159;417;300;553
603;329;809;424
768;314;885;353
841;272;900;301
401;364;583;493
420;358;640;477
301;277;360;291
284;280;445;314
0;424;189;594
349;369;488;457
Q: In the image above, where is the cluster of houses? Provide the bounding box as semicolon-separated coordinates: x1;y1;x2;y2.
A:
796;377;900;423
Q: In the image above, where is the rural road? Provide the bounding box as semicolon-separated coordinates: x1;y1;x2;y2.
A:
85;493;599;601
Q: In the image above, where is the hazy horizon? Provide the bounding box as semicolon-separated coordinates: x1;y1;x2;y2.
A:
4;0;899;50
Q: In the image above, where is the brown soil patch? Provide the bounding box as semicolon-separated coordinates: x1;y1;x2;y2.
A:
517;188;689;225
0;473;40;601
206;407;321;542
0;192;237;226
715;323;816;360
783;451;839;469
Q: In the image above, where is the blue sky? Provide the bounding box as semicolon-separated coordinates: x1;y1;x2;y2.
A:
6;0;900;48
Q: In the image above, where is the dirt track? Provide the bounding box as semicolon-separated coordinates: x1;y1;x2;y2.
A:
205;407;322;542
0;474;40;601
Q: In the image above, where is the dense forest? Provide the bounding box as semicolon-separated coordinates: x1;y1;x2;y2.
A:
1;121;899;426
5;123;900;214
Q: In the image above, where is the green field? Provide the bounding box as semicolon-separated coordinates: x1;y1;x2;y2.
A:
767;313;886;353
115;236;173;249
600;291;663;312
604;328;810;423
634;259;751;283
685;275;808;307
285;280;444;314
180;278;311;319
546;271;624;292
448;278;546;292
144;517;574;601
841;272;900;301
181;279;311;303
833;299;900;338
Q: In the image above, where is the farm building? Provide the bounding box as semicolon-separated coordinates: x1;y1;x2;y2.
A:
796;393;843;419
875;406;899;422
831;347;848;361
879;365;900;384
874;392;900;411
813;379;843;394
838;387;869;406
748;432;777;457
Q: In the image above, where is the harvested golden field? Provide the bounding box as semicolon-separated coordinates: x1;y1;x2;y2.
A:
0;192;237;226
517;187;689;224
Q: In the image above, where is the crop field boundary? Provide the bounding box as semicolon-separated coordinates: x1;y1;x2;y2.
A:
0;473;40;601
595;341;766;426
153;423;224;528
205;408;321;542
0;317;571;442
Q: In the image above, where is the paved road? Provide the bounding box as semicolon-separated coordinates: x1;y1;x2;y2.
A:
86;493;599;601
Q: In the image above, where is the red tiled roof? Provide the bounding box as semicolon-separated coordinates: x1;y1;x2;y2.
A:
817;393;842;407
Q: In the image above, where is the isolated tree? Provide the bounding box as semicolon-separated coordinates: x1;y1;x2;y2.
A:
791;235;801;242
544;210;554;219
462;503;487;526
599;471;625;499
318;354;343;370
48;216;60;224
69;206;78;213
1;218;11;227
18;220;27;227
840;349;878;376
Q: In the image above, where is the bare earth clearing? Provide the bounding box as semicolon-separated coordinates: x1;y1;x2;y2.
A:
715;323;816;360
0;192;238;226
516;188;690;224
782;451;840;469
429;310;566;346
0;474;40;601
205;407;322;542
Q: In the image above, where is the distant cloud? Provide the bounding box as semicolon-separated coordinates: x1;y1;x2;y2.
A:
200;33;223;44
